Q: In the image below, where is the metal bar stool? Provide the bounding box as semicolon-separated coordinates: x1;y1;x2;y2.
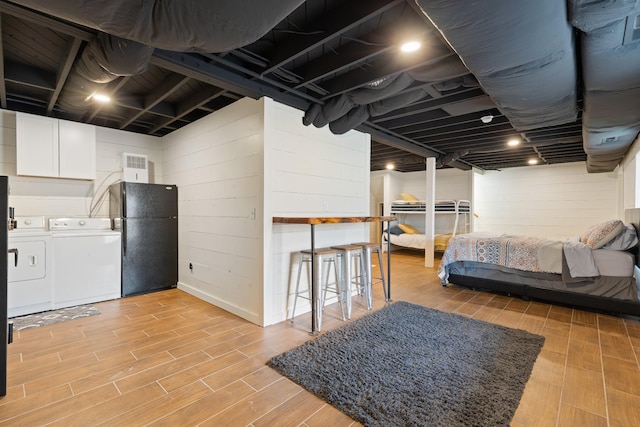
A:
291;247;343;330
351;241;387;310
331;244;366;319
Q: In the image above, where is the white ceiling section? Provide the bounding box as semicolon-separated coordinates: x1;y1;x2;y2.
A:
3;0;640;172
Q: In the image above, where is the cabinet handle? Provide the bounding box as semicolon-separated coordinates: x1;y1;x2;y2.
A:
8;248;18;267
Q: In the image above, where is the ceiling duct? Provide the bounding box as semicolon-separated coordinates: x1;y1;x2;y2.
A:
10;0;305;116
570;0;640;172
9;0;305;52
303;55;472;134
413;0;578;131
304;72;416;131
58;33;154;116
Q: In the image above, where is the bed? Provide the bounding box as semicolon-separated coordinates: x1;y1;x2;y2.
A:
438;209;640;316
384;199;471;252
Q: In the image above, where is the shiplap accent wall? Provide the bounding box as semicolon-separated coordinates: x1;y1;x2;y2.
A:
161;97;265;325
0;109;162;218
620;135;640;210
162;97;369;326
474;162;620;239
267;98;370;326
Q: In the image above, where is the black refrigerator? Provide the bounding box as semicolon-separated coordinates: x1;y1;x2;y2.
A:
110;182;178;297
1;176;9;397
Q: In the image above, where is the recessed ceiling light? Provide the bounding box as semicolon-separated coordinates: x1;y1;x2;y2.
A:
481;115;493;124
385;163;395;170
507;138;520;147
528;159;539;165
91;93;111;103
400;41;421;52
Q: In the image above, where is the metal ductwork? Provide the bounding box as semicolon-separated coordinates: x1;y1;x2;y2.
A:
570;0;640;172
10;0;305;114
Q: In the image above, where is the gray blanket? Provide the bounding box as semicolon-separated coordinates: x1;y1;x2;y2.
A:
563;237;599;279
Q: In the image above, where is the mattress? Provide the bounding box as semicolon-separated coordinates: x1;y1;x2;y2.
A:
386;232;426;249
593;249;634;277
385;232;452;251
446;260;639;302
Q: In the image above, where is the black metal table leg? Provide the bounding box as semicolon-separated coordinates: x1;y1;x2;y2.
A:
310;223;319;334
385;220;391;302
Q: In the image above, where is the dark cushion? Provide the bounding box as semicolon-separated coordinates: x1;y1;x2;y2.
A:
387;225;404;235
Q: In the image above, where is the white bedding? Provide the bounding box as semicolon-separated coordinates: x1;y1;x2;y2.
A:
386;232;427;249
383;232;452;251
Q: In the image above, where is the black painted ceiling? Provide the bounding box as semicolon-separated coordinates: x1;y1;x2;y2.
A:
0;1;607;173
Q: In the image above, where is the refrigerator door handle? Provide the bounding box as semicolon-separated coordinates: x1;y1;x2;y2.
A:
122;220;127;255
8;248;18;267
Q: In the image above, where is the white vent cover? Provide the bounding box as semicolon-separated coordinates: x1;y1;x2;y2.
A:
122;153;149;183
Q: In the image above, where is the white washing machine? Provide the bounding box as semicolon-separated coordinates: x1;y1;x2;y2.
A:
49;217;121;309
7;216;53;317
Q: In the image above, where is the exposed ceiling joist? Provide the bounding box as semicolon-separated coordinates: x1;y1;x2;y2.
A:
6;0;635;173
263;0;405;74
47;36;82;113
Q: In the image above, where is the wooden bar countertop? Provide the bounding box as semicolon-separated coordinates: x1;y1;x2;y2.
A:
273;216;396;224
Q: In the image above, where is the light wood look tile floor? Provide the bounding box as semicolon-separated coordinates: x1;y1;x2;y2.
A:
2;250;640;426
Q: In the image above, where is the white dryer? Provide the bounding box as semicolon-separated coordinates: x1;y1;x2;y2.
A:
49;217;121;309
7;216;53;317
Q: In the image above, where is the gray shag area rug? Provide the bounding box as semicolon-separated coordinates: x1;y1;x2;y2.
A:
268;301;544;427
9;305;101;331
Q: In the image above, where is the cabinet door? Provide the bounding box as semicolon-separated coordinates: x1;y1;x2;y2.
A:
16;112;59;178
58;120;96;180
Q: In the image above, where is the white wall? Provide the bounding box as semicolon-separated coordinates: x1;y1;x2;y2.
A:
162;96;369;326
266;98;370;326
161;97;265;325
371;168;473;234
474;162;620;239
620;135;640;210
0;109;162;219
1;98;369;328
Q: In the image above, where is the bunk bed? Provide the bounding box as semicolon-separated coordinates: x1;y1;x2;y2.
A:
438;209;640;316
383;199;471;251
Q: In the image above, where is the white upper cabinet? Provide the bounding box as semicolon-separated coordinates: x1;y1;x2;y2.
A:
16;112;96;180
16;112;59;178
58;119;96;179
